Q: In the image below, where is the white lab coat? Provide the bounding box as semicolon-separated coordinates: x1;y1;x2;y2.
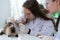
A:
55;21;60;40
25;17;54;36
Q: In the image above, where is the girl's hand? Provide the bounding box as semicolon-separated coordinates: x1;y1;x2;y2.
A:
17;17;26;24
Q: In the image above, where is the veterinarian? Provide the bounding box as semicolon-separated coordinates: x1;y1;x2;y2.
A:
55;14;60;40
19;0;54;36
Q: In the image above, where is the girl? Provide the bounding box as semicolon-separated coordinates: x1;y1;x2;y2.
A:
19;0;54;36
55;14;60;40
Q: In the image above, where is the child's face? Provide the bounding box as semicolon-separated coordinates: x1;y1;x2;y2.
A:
23;7;35;20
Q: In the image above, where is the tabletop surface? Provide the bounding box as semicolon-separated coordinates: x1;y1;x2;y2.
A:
0;34;41;40
0;29;54;40
0;28;41;40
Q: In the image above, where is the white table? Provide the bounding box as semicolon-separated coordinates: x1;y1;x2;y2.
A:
0;29;54;40
0;28;41;40
0;34;41;40
0;34;55;40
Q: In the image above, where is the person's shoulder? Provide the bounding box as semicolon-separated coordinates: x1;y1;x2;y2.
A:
35;17;53;23
34;17;43;24
43;19;53;25
35;17;42;21
45;20;52;23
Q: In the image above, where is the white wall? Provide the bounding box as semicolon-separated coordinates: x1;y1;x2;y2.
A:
37;0;46;8
0;0;11;28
